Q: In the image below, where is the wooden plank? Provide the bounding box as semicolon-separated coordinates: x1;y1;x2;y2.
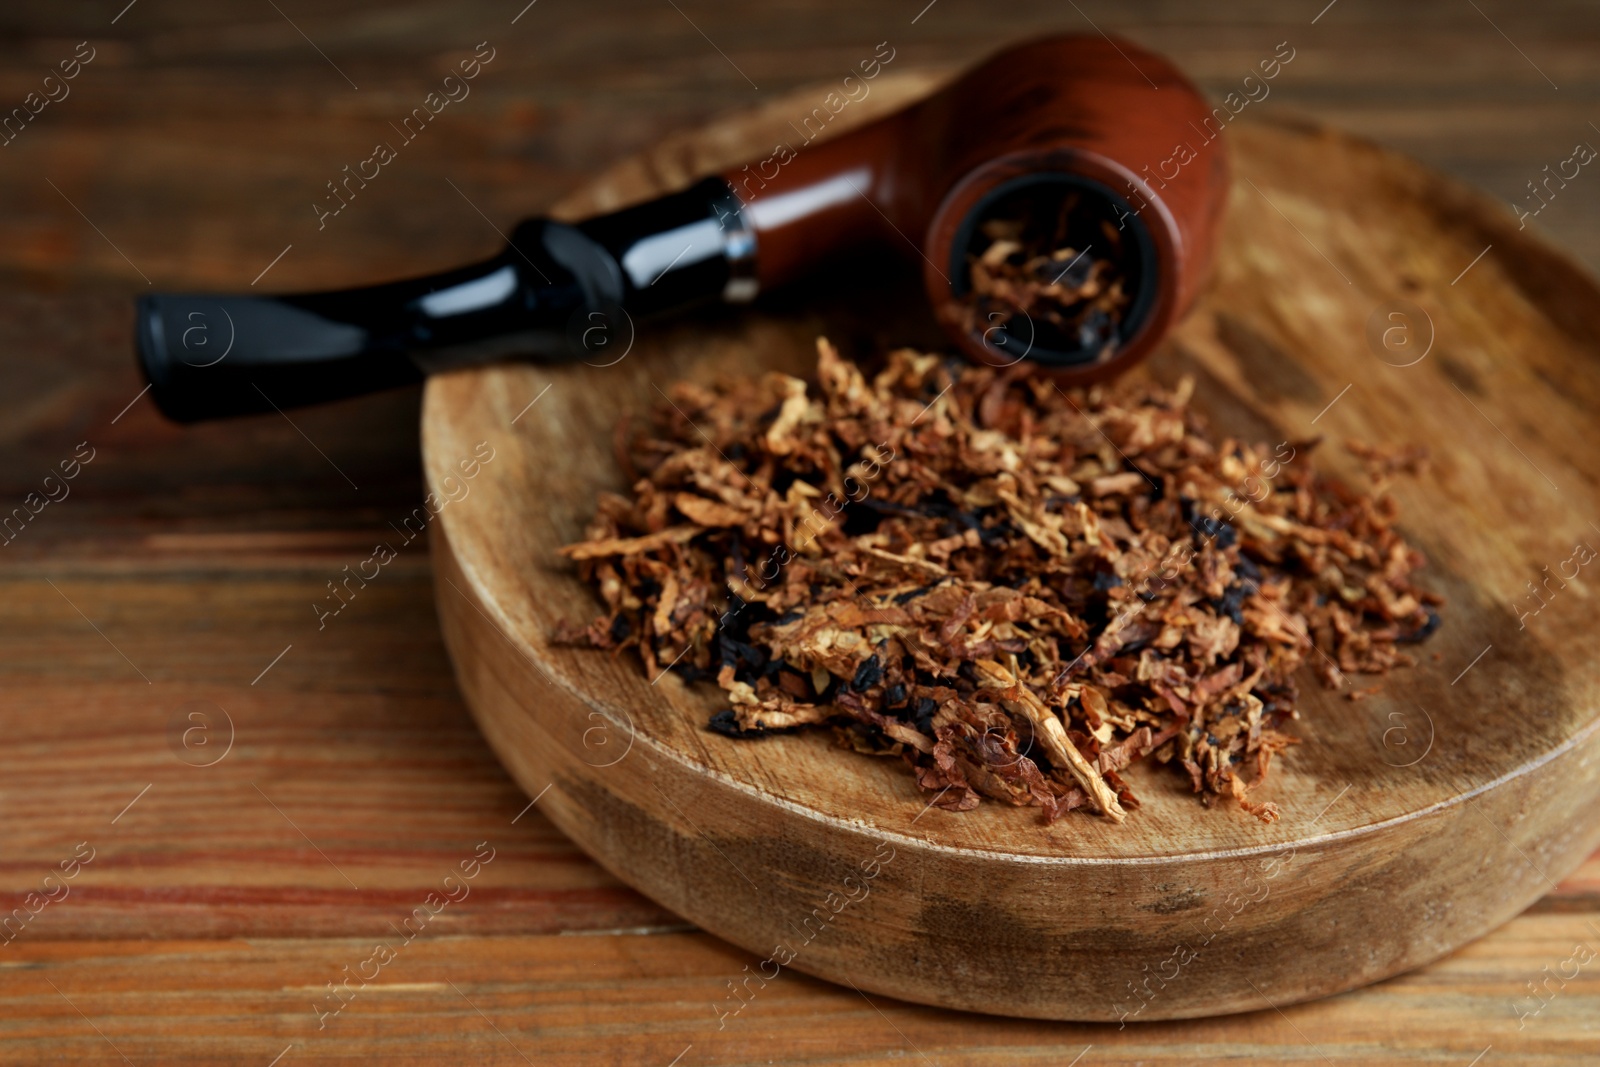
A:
0;572;678;940
2;915;1597;1065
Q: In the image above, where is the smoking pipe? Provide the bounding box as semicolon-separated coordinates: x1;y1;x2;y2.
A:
137;34;1228;422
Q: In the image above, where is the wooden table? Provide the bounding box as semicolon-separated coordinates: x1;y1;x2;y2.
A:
2;1;1597;1062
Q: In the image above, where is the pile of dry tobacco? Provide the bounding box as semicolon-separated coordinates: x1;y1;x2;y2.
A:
559;341;1441;824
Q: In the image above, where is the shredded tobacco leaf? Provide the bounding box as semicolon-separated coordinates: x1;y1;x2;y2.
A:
958;192;1133;362
558;340;1441;825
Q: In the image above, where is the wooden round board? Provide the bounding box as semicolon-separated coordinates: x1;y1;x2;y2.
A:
421;71;1600;1021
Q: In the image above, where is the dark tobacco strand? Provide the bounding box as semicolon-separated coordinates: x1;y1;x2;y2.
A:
556;339;1441;826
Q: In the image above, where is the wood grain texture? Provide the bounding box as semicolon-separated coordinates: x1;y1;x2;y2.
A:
4;917;1600;1065
2;0;1599;1061
423;70;1600;1021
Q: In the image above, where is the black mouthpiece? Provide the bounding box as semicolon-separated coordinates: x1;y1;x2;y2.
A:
138;178;754;422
